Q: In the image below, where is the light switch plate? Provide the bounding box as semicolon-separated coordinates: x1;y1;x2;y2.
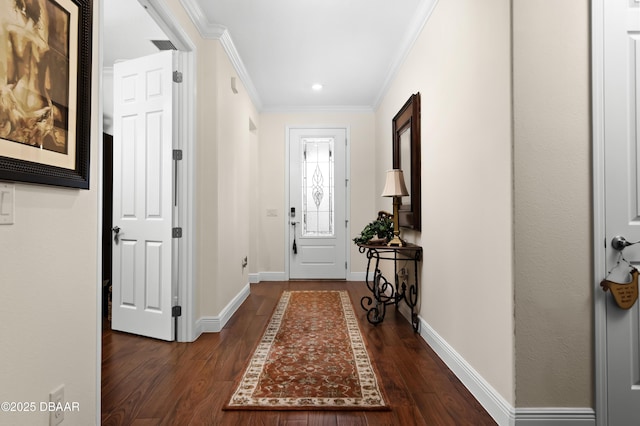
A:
0;183;15;225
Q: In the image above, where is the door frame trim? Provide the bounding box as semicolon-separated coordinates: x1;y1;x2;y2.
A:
592;0;607;424
132;0;197;343
284;125;351;280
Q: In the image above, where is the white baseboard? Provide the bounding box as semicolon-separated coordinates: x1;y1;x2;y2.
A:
195;283;250;335
256;271;286;281
251;271;369;282
349;272;366;281
417;317;595;426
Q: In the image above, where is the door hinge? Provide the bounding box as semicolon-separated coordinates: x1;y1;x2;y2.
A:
173;70;183;83
345;261;348;270
345;219;349;227
172;305;182;317
172;227;182;238
173;149;183;160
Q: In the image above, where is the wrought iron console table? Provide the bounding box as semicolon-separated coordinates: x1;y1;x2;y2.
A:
357;242;422;332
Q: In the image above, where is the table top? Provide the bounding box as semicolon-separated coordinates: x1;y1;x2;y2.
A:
356;241;422;252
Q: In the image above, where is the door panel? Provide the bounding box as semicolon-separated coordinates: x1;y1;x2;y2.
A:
112;51;174;341
289;128;347;279
604;1;640;423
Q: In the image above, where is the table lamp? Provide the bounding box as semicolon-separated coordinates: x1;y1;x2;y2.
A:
381;169;409;246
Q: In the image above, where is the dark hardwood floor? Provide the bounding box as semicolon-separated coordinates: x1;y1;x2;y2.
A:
102;281;496;425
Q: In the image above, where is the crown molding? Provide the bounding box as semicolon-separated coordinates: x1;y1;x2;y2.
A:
140;0;197;52
217;30;263;110
261;105;375;114
179;0;263;110
179;0;223;38
372;0;439;110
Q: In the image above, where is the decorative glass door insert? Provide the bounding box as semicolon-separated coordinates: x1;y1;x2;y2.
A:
302;137;334;236
288;127;346;279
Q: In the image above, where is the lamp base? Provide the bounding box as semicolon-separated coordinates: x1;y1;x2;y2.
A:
387;235;405;247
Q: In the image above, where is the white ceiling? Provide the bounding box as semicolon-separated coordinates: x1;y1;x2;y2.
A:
103;0;433;111
103;0;167;68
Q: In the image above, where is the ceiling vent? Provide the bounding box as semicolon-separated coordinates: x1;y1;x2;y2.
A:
151;40;177;51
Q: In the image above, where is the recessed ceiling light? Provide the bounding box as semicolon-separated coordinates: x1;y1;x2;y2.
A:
311;83;323;91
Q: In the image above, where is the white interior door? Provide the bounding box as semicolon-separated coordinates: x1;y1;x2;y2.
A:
289;128;347;279
603;0;640;423
111;51;174;341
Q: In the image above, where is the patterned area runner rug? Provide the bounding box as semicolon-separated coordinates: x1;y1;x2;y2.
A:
224;290;389;411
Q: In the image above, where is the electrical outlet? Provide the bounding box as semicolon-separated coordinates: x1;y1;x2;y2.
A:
49;385;64;426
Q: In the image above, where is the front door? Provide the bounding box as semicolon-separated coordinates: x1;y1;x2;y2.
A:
602;0;640;423
111;51;175;341
289;128;347;279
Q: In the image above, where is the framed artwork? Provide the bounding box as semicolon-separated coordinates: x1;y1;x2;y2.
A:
392;93;421;230
0;0;92;189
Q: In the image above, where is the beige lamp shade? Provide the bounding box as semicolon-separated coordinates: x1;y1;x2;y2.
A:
381;169;409;197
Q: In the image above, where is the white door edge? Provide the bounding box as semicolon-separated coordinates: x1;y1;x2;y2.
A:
139;0;198;343
175;50;197;342
592;0;610;424
284;125;351;280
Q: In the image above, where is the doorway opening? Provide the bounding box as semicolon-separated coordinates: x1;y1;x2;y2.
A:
101;0;195;341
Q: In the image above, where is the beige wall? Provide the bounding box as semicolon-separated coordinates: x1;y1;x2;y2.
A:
374;0;593;408
0;2;101;424
257;112;376;276
375;0;515;404
194;39;220;319
512;0;592;407
213;44;260;310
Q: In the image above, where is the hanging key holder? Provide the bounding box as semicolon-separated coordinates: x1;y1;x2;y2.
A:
601;236;639;310
291;221;298;254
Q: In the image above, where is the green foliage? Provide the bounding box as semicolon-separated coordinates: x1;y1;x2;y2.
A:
353;214;394;244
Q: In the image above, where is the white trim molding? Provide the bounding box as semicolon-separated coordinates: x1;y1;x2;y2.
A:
591;1;607;425
252;271;366;282
372;0;439;109
257;272;287;282
196;283;250;335
179;0;263;110
418;317;595;426
348;272;366;281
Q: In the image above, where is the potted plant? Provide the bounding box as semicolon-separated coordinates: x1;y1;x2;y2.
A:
353;211;394;245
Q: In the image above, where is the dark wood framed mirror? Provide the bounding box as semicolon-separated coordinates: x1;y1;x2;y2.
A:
392;93;421;231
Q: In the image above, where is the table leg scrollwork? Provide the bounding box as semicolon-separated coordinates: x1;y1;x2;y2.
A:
358;243;422;332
